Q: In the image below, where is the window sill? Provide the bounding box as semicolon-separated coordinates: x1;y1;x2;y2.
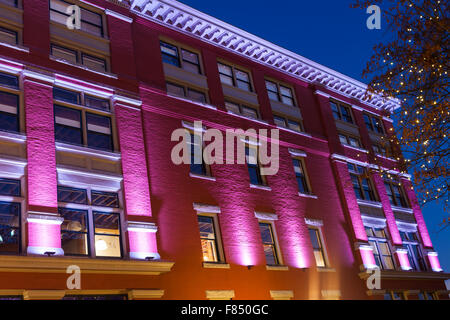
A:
226;110;269;126
376;154;398;162
317;267;336;273
167;92;217;110
342;144;369;154
276;125;312;138
266;265;289;271
356;199;383;208
0;130;26;144
55;142;121;161
0;41;29;53
250;184;271;191
298;192;318;199
203;262;230;269
391;205;413;214
189;173;216;181
49;55;117;79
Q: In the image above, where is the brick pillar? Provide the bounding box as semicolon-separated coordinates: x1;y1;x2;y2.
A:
351;106;373;153
22;0;50;58
201;48;225;110
114;97;159;260
251;68;274;124
23;71;63;256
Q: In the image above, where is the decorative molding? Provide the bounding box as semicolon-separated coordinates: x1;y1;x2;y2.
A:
105;9;134;23
205;290;235;300
298;193;318;199
0;255;174;275
193;203;221;214
0;57;24;74
189;172;217;181
361;215;386;229
266;265;289;271
391;205;414;214
54;74;114;98
127;221;158;233
288;148;307;158
127;289;165;300
0;131;26;144
55;142;121;161
113;95;142;107
357;199;383;208
254;211;278;221
321;289;341;299
203;262;230;269
314;90;330;99
396;221;418;233
304;217;323;227
23;290;66;300
129;0;400;112
0;41;30;53
56;166;124;182
250;184;272;191
27;212;64;225
359;270;450;280
270;290;294;300
317;267;336;273
342;144;369;154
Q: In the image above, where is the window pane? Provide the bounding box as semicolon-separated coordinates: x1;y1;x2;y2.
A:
265;80;278;93
181;49;200;74
263;244;278;265
187;89;206;103
82;54;106;72
225;101;240;114
241;106;258;119
0;27;18;45
53;87;80;104
274;116;286;128
51;45;78;64
330;102;340;120
364;114;373;131
80;21;102;38
348;137;360;148
91;190;119;208
280;86;292;98
94;212;121;257
85;95;110;111
160;42;180;67
218;63;233;86
338;134;348;145
340;106;352;123
0;91;19;132
197;215;218;262
372;117;384;134
236;79;251;91
259;223;278;265
80;8;103;37
86;113;113;151
365;227;374;237
57;186;88;204
0;72;18;89
0;178;20;196
313;250;326;267
54;105;82;145
166;82;185;97
0;0;18;7
60;208;89;256
308;228;321;250
235;69;251;91
0;201;20;253
287;120;302;132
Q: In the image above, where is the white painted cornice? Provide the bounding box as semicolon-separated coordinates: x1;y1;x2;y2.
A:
129;0;400;112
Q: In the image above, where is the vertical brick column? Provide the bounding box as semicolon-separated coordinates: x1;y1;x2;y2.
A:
251;69;274;124
23;71;64;256
114;97;159;259
351;106;373;152
201;49;225;110
22;0;50;58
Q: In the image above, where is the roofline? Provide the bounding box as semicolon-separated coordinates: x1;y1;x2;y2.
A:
127;0;401;112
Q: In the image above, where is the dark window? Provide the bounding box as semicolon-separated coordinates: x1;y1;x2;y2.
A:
187;88;206;104
246;146;264;186
235;69;251;91
160;41;180;67
93;211;121;257
339;133;361;148
197;215;220;262
280;85;294;106
0;72;18;89
166;82;185;97
384;180;409;207
0;201;20;254
86;112;113;151
189;132;207;176
85;95;110;111
259;222;278;265
82;53;106;73
293;158;310;194
0;178;20;196
59;207;89;256
181;49;201;74
0;91;19;133
54;105;83;145
91;190;119;208
330;101;353;123
53;87;81;104
364;113;384;134
50;0;104;37
308;228;326;267
0;27;18;45
57;186;88;204
0;0;18;7
348;164;376;201
51;44;78;64
217;63;233;86
265;80;279;101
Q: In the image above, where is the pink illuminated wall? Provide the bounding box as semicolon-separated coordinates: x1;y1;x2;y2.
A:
372;174;402;245
396;250;411;270
359;246;377;268
427;253;443;272
128;229;159;259
27;222;62;252
24;78;58;212
115;104;152;217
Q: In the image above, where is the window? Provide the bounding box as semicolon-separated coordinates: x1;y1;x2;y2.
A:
0;91;19;133
400;231;426;271
330;101;353;123
225;101;259;120
363;113;385;134
0;27;18;45
0;0;18;7
51;43;107;72
63;295;127;300
0;72;19;89
292;158;311;195
160;41;202;74
348;164;377;201
338;132;361;148
308;228;327;267
273;115;303;132
218;62;252;92
50;0;104;37
373;144;390;157
53;88;114;151
197;215;222;262
384;291;404;300
0;178;21;254
166;82;207;104
265;80;295;106
258;222;279;265
365;227;395;270
58;186;122;257
384;178;409;208
418;292;435;300
188;131;209;176
246;145;265;186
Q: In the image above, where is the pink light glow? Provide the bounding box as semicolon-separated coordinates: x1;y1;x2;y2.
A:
427;253;443;272
396;250;412;270
359;246;377;269
128;230;159;260
27;222;63;255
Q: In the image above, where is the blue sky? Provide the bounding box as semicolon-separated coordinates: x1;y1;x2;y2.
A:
179;0;449;272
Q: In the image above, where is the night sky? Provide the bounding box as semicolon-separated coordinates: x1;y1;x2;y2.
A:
178;0;449;273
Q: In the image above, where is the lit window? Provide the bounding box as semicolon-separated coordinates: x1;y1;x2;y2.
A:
348;163;377;201
293;158;311;195
0;27;18;45
365;226;395;270
218;62;252;92
59;207;89;256
259;222;279;265
197;215;222;262
50;0;104;37
93;211;121;257
330;101;353;123
308;227;327;267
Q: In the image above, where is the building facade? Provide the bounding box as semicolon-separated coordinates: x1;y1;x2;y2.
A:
0;0;447;300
